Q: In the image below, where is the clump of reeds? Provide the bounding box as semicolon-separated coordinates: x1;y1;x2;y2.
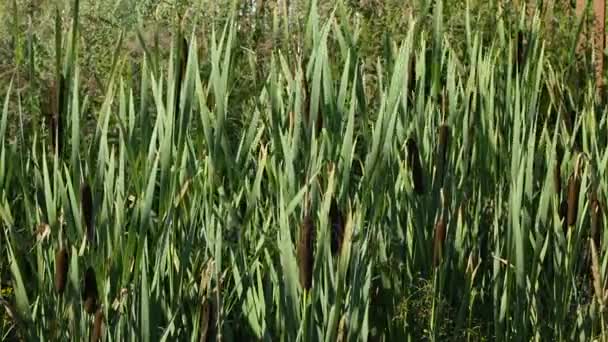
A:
297;213;315;291
406;138;424;195
436;124;450;186
330;199;345;257
80;182;94;245
54;247;69;295
90;309;103;342
82;267;98;314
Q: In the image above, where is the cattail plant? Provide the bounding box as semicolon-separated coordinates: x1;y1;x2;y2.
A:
54;247;69;295
515;29;526;72
301;58;322;135
567;154;584;227
297;213;315;291
200;296;215;342
90;309;103;342
83;267;98;314
330;199;345;257
406;138;425;195
80;182;94;245
407;54;416;105
590;191;603;250
44;75;66;156
175;35;188;115
554;145;563;196
436;124;450;187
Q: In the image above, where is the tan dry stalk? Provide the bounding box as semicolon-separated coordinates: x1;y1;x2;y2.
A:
593;0;605;94
590;238;604;306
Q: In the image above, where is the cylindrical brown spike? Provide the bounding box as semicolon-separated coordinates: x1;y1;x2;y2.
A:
406;54;416;106
567;174;581;227
406;138;425;195
590;196;603;250
54;247;69;294
330;199;345;257
436;125;450;186
297;214;315;291
554;146;563;196
90;309;103;342
80;183;94;245
83;267;98;314
516;30;525;69
433;216;446;267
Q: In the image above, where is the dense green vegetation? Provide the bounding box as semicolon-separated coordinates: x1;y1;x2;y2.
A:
1;0;608;341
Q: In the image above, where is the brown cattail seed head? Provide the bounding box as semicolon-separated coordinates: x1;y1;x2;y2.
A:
80;183;94;245
54;247;69;294
567;174;581;227
554;146;563;196
330;199;345;257
590;195;603;250
433;216;446;267
406;138;425;195
83;267;98;314
297;214;315;291
90;309;103;342
436;124;450;186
